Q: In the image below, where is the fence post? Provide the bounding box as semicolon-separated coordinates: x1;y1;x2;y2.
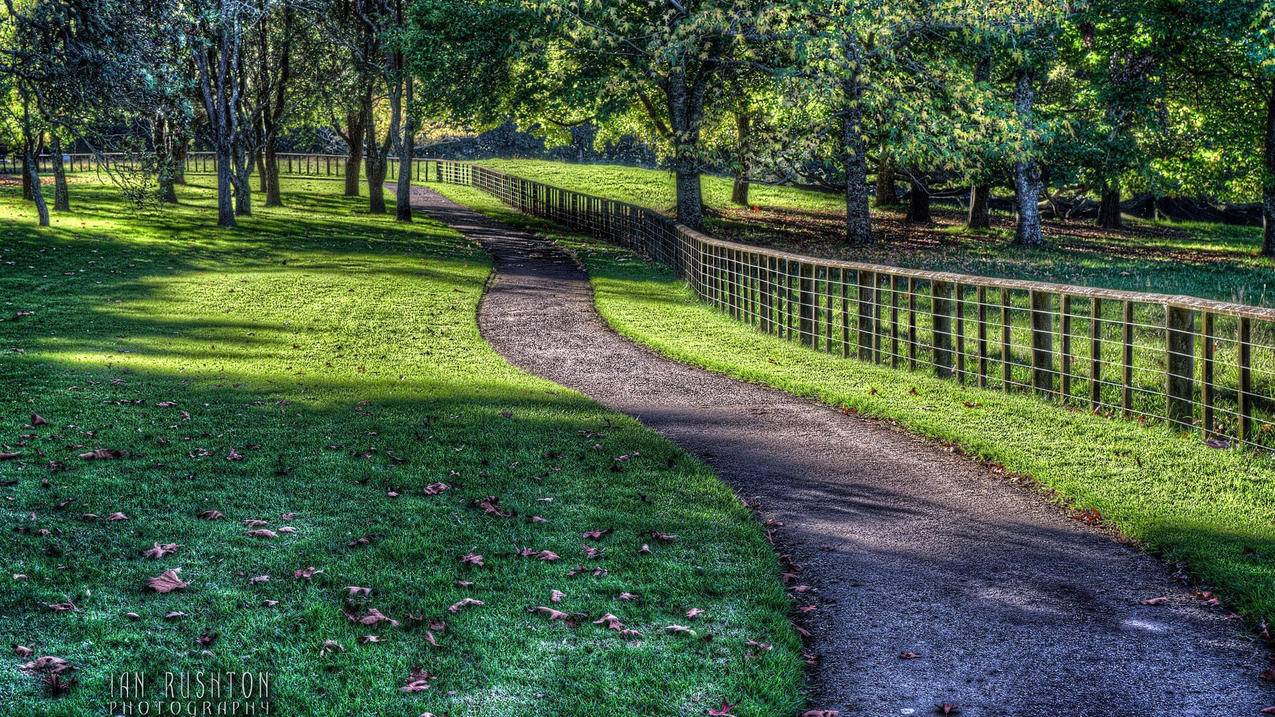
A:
890;275;901;369
1239;317;1252;444
1202;312;1215;436
998;288;1012;390
799;262;815;347
977;286;988;387
1166;305;1196;429
956;284;967;383
840;269;850;357
1090;298;1103;409
858;270;875;360
1030;290;1055;396
1122;300;1134;417
933;280;954;378
1060;295;1073;401
907;278;918;369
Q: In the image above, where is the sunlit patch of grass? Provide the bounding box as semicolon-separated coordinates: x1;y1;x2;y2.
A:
0;178;803;716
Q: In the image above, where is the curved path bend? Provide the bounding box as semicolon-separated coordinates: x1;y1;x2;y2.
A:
409;186;1271;717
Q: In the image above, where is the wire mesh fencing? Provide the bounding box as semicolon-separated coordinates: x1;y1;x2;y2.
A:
446;162;1275;454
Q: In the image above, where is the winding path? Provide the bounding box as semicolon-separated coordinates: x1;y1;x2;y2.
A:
409;185;1271;716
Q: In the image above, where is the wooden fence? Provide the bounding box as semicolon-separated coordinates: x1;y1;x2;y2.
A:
7;151;1272;452
451;163;1275;454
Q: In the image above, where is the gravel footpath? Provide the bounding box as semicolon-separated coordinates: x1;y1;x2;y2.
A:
410;185;1271;717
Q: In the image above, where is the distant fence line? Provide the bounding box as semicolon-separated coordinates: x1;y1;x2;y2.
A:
9;152;1274;453
4;152;451;181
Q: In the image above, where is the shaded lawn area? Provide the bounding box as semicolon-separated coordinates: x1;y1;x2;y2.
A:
428;180;1275;637
477;159;1275;307
0;178;803;716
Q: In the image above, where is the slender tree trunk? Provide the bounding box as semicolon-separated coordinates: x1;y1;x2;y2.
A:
905;173;931;223
875;152;899;207
395;78;416;222
154;119;178;204
1013;71;1043;246
256;150;267;192
21;154;32;200
1261;79;1275;257
234;162;252;216
50;135;69;212
25;146;49;226
264;142;282;207
730;111;750;206
215;145;236;227
173;140;187;185
344;110;365;197
1097;177;1122;229
968;184;991;229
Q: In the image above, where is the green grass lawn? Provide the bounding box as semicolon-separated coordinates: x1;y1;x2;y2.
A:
0;178;803;716
428;180;1275;636
477;159;1275;307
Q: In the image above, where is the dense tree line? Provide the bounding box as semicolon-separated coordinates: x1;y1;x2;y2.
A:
1;0;1272;255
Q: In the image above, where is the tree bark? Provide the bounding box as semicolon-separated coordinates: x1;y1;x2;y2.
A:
730;111;750;206
173;140;187;185
256;150;267;192
344;110;365;197
215;145;236;227
1261;79;1274;257
666;71;706;229
875;152;899;207
364;96;388;215
1097;177;1122;230
968;184;991;229
155;118;178;204
1013;70;1044;246
234;162;252;216
20;154;32;200
395;77;416;222
25;145;49;227
264;143;282;207
50;134;69;212
905;173;931;223
841;40;872;245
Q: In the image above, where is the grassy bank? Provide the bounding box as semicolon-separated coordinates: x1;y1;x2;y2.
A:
0;178;803;716
477;159;1274;307
429;179;1275;633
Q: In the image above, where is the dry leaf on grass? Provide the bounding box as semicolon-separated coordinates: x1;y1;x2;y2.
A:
146;569;188;593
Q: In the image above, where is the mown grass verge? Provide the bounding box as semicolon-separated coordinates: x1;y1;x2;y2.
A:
428;179;1275;634
0;178;803;716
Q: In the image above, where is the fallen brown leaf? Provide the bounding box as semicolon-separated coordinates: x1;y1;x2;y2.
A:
146;569;189;593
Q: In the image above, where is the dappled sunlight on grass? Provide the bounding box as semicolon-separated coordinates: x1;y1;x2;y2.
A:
0;178;803;716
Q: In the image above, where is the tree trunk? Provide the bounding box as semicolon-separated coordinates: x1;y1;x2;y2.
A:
234;162;252;216
173;140;187;185
875;152;899;207
25;145;49;227
841;94;871;244
1013;71;1043;246
154;119;178;204
256;150;267;193
730;111;750;206
264;143;282;207
1261;79;1275;257
395;78;416;222
215;145;236;228
344;110;365;197
21;154;32;200
1097;178;1122;229
674;169;704;228
50;135;69;212
905;174;931;223
968;184;991;229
